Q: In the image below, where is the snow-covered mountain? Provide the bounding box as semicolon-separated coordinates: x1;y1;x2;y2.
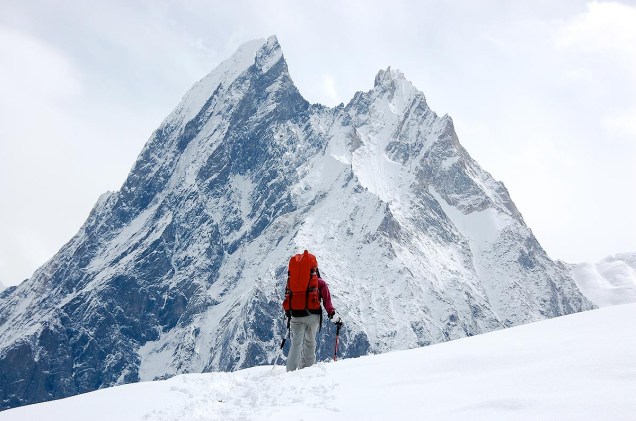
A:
571;252;636;307
0;35;593;411
0;281;5;293
2;303;633;421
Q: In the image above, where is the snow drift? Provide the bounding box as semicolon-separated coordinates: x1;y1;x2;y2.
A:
572;252;636;307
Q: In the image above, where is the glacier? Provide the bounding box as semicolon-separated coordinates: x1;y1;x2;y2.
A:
0;35;593;410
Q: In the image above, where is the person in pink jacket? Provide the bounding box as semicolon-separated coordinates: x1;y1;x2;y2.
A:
286;268;342;372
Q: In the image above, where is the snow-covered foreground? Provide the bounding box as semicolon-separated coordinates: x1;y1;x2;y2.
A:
572;252;636;307
2;304;635;421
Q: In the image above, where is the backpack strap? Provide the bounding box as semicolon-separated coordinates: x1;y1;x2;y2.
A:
304;268;315;314
284;270;292;312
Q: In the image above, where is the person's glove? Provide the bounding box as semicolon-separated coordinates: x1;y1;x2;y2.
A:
329;311;343;325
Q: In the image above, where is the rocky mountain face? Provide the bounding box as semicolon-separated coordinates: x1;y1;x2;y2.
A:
0;36;593;411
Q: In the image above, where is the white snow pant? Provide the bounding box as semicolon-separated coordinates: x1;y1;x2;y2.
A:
286;314;320;372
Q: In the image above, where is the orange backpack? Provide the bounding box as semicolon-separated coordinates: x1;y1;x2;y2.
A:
282;250;321;312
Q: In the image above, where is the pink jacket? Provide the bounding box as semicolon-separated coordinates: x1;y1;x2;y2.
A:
318;277;335;316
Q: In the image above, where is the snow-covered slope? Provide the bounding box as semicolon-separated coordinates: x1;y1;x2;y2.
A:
0;35;593;410
572;252;636;307
2;303;634;421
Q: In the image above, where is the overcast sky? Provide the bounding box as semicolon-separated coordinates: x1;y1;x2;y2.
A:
1;0;634;286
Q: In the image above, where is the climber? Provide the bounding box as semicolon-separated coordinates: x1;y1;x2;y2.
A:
282;250;342;371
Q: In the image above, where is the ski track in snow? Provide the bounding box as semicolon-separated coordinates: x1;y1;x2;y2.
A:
2;304;635;421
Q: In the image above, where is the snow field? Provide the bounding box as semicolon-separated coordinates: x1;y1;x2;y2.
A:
3;303;635;421
572;252;636;307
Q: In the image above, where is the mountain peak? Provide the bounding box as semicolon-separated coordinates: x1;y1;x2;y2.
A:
164;36;287;130
266;34;279;46
254;35;284;73
374;66;406;88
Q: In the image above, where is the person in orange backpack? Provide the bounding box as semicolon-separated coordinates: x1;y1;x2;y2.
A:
283;250;342;371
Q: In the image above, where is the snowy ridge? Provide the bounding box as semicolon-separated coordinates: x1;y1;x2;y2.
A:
165;37;270;130
572;252;636;307
2;304;634;421
0;36;593;410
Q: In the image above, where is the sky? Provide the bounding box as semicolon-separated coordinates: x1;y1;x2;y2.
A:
0;0;635;286
2;303;635;419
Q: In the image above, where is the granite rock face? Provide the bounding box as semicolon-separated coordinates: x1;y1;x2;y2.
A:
0;37;593;411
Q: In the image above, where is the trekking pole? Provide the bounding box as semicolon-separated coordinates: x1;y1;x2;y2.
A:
272;316;291;370
333;322;342;361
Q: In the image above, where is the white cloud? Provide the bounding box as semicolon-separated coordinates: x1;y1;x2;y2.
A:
557;1;636;61
603;107;636;139
0;26;86;285
0;26;82;100
321;74;340;106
